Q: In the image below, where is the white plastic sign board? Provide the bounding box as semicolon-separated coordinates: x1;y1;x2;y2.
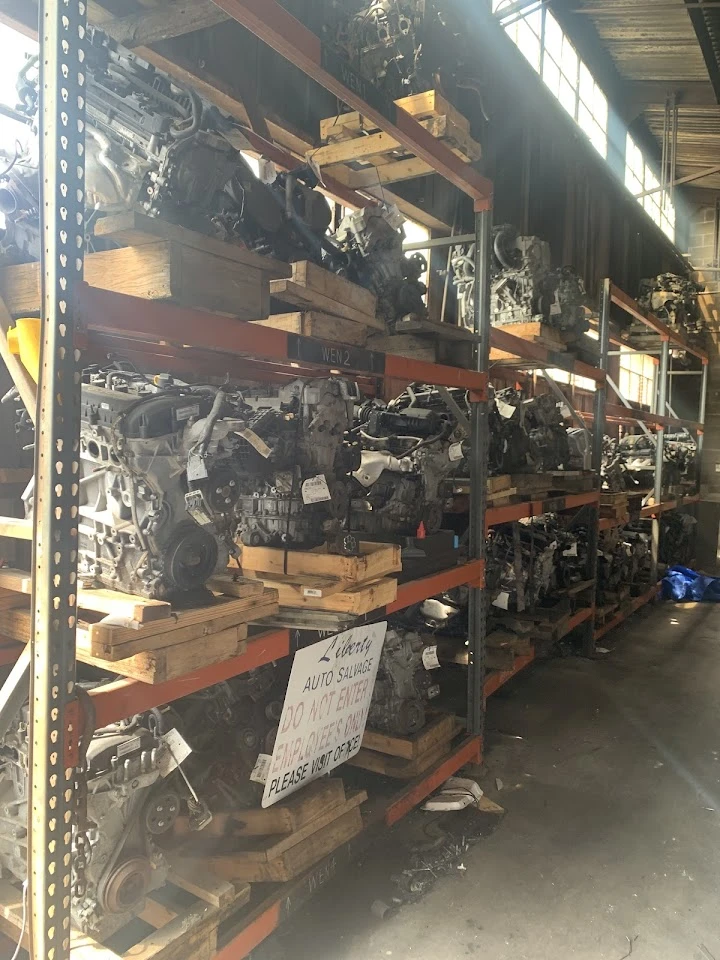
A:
262;622;388;807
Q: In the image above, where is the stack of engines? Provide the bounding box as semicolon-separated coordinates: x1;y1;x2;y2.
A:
74;366;360;600
0;33;335;267
601;435;637;492
486;515;587;612
0;667;283;940
617;432;696;490
350;384;466;538
453;225;588;334
596;527;652;602
491;387;571;473
638;274;706;341
367;628;440;735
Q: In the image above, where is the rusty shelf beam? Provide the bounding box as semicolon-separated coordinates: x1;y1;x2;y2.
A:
609;283;709;363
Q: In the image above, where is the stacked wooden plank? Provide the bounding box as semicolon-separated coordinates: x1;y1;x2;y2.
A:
0;212;288;320
257;259;382;344
316;91;481;192
0;568;279;683
238;541;401;619
179;779;366;883
600;491;630;524
489;321;568;361
348;712;460;779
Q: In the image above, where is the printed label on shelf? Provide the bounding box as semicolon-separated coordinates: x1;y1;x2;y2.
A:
449;442;464;462
158;728;192;777
496;399;515;419
427;683;441;699
302;474;332;504
422;644;441;670
250;753;272;785
262;622;387;807
186;452;208;482
492;591;510;610
562;542;578;557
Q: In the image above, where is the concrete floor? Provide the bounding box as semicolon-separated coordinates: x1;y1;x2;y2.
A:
264;599;720;960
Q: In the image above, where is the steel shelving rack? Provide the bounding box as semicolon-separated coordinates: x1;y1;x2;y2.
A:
10;1;708;958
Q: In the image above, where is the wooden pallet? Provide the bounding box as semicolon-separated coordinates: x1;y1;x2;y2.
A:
361;713;457;760
0;859;250;960
244;572;397;614
201;790;366;883
316;91;481;192
269;260;381;330
347;735;454;780
490;321;567;358
0;214;284;320
239;540;401;582
253;310;369;346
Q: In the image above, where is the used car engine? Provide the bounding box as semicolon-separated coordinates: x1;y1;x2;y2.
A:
638;273;706;341
368;628;439;734
453;226;588;334
492;388;570;472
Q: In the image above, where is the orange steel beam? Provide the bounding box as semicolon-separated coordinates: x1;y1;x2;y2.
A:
486;490;600;527
593;583;659;641
603;402;703;432
384;735;483;826
609;284;709;362
88;629;290;729
210;0;493;203
387;560;485;613
490;326;606;382
484;651;535;698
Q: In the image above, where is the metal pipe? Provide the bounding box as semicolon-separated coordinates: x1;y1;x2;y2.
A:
592;279;611;473
651;341;670;582
697;362;708;482
467;207;492;738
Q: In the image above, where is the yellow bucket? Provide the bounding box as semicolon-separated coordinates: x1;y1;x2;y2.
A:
7;317;41;384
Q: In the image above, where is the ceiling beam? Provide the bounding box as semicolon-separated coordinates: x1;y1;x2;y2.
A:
635;162;720;198
683;0;720;104
622;80;717;112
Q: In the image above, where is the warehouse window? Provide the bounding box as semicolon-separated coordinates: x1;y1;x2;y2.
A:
546;369;597;392
625;134;675;242
618;347;655;407
493;3;608;158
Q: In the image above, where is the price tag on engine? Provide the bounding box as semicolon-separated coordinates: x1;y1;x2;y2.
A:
449;442;464;462
496;399;515;419
158;728;192;777
562;542;578;557
492;590;510;610
187;452;208;481
250;753;272;785
185;490;214;528
301;474;332;504
422;644;441;670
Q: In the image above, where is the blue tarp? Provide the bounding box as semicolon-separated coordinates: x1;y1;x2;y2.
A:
661;565;720;602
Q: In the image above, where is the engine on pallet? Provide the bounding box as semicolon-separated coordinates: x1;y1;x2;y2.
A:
351;384;466;537
452;226;588;334
617;432;694;490
0;707;181;939
368;628;439;735
332;204;428;327
596;526;652;603
235;378;361;553
492;388;571;472
638;274;706;342
76;366;257;599
0;34;334;266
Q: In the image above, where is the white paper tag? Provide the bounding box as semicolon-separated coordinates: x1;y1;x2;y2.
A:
427;683;441;700
236;426;272;459
449;441;464;462
301;474;332;504
187;452;208;481
549;299;562;316
562;542;578;557
258;159;278;184
175;403;200;422
303;587;323;598
496;399;515;419
306;154;325;187
492;591;510;610
158;728;192;777
422;644;441;670
185;490;214;527
250;753;272;785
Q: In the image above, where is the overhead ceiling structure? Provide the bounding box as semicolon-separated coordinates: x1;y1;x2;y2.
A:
571;0;720;194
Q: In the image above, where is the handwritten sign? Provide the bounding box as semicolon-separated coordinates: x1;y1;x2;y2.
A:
262;622;387;807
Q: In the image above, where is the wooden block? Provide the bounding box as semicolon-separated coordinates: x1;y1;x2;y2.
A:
82;617;248;661
396;90;471;131
231;778;347;836
347;737;451;779
366;332;436;362
488;475;512;494
93;211;291;279
253;311;368;346
209;804;364;883
290;261;377;318
0;241;268;321
77;626;244;684
0;517;32;541
486;647;517;670
361;713;457;760
206;573;265;600
244;571;350;602
239;541;400;582
496;321;566;349
261;576;397;614
343;156;435;189
270;280;382;330
166;856;241;909
0;469;31;485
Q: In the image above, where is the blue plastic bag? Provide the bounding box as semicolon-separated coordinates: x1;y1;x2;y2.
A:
661;565;720;602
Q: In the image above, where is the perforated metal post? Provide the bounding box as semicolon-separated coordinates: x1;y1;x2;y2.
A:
651;341;670;582
467;207;492;735
29;2;86;958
